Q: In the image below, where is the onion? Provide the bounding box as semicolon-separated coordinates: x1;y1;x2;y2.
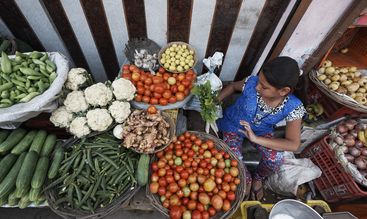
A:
335;136;344;145
349;129;358;138
355;140;364;148
345;138;356;147
337;124;349;134
344;134;355;140
340;145;348;153
362;148;367;156
355;157;367;170
349;147;361;157
341;132;349;137
345;154;355;162
345;119;357;130
357;123;367;131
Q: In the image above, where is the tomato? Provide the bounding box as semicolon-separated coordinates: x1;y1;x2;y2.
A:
223;173;232;183
197;202;205;212
222;182;230;192
192;210;202;219
156;151;164;158
184;89;190;96
222;199;231;212
153;92;162;99
234;178;241;185
149;98;159;105
217;160;225;169
215;169;224;178
224;153;230;159
183;210;191;219
218;190;226;199
182;197;189;205
180;170;189;179
190;183;199;192
208;207;216;216
145;77;153;85
170;194;180;206
184;160;191;168
215;177;222;185
154;84;165;94
186;74;194;82
190;191;198;200
182;79;191;87
168;182;179;193
174;172;181;181
187;200;197;210
170;85;178;93
176;92;185;101
143;89;151;97
131;72;140;81
159;67;165;73
183;187;191;197
202;211;210;219
158;186;166;196
163;199;170;208
128;65;136;72
198;193;210;205
122;64;130;70
211;195;223;210
178;178;187;188
122;73;132;81
151;162;158;171
178;84;185;92
151;172;159;182
170;205;182;219
134;94;142;102
142;95;150;103
166;175;174;184
136;86;144;95
178;73;185;81
229;167;239;177
149;182;159;193
176;165;184;173
153;76;163;84
147;105;157;114
140;73;147;82
162;90;172;99
159;98;168;106
227;191;236;201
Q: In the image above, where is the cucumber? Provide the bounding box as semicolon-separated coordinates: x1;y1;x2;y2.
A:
15;151;38;197
40;134;56;157
7;189;19;206
0;129;27;153
0;153;18;182
29;187;41;202
136;154;150;186
29;130;47;154
18;193;30;209
0;130;10;143
31;156;49;189
47;145;63;179
11;130;37;155
0;152;26;198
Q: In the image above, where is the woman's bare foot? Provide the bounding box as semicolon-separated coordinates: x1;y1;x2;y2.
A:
251;179;264;201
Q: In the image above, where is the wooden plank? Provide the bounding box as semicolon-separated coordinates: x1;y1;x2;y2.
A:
302;0;367;74
269;0;312;60
0;0;44;51
167;0;193;43
203;0;243;76
122;0;147;39
41;0;90;72
80;0;119;81
234;0;290;81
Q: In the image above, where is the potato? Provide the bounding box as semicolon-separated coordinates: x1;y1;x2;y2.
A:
342;80;353;86
317;74;327;81
349;66;357;72
329;82;340;91
336;86;348;94
331;74;340;81
324;78;332;85
318;67;325;74
325;67;335;75
347;83;360;93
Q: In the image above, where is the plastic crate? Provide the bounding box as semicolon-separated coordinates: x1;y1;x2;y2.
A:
300;136;367;203
235;200;331;219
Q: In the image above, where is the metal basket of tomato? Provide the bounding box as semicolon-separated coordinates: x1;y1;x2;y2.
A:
120;64;196;110
146;131;246;219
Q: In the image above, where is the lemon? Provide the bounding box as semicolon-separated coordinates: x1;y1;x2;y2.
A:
164;63;170;68
170;52;176;57
165;50;170;55
188;62;193;67
177;66;183;72
182;52;188;58
175;54;181;59
160;58;166;64
180;61;185;66
169;65;176;71
189;50;194;55
170;57;176;62
172;44;178;48
184;65;190;70
175;60;180;65
182;45;187;49
169;47;175;52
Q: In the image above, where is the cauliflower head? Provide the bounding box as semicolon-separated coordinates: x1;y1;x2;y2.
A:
111;78;136;101
109;101;131;123
64;90;89;113
69;117;91;138
86;108;113;131
84;83;113;107
65;68;90;91
50;106;74;128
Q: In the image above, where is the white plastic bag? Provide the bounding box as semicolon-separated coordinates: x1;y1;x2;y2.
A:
265;152;322;196
0;52;69;129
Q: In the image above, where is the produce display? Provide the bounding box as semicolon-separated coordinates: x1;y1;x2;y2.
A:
134;49;158;70
50;68;135;138
0;128;60;208
332;119;367;174
121;64;195;106
317;60;367;105
149;132;242;219
159;42;196;73
45;132;140;214
117;109;172;153
0;51;57;108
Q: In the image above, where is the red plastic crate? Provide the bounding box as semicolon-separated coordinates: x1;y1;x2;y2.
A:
300;136;367;203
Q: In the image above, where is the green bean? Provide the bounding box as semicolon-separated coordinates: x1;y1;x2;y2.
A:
1;90;9;99
27;75;42;80
0;103;12;108
49;72;57;83
0;73;11;82
91;175;102;198
32;59;45;66
19;92;39;102
73;152;82;169
43;173;69;192
25;79;30;88
67;184;74;208
40;53;48;61
0;82;13;93
77;183;93;207
95;152;119;169
16;86;27;93
14;93;27;100
0;98;12;104
11;78;25;87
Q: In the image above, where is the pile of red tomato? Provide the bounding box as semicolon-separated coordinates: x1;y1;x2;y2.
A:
120;64;196;106
149;132;241;219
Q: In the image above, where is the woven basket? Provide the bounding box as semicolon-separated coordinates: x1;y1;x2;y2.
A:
158;41;197;73
124;38;160;71
309;70;367;113
127;111;176;154
146;131;246;218
44;134;140;219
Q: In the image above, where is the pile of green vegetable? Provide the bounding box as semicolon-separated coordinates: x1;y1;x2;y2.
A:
46;132;146;214
0;51;57;108
0;128;61;208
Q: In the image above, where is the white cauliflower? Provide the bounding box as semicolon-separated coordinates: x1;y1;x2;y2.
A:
64;90;89;113
65;68;92;91
111;78;136;101
86;108;113;132
84;83;113;107
50;106;74;128
69;117;91;138
108;101;131;123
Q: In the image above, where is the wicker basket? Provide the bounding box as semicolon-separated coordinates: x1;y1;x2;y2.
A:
158;41;198;73
146;131;246;218
309;70;367;113
44;134;140;219
124;38;160;71
126;111;176;154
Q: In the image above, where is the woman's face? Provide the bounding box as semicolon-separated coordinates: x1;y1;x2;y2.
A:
256;72;289;99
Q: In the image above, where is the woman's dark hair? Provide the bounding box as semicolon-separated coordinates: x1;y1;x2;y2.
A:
262;56;300;89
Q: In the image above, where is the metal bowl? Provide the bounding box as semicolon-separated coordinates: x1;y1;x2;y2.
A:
269;199;323;219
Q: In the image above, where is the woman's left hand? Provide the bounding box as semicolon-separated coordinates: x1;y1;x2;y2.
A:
239;120;258;142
